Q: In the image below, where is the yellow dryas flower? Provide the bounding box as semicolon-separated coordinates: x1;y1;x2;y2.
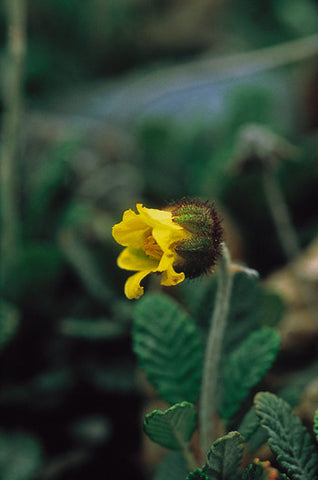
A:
112;200;223;300
112;203;188;299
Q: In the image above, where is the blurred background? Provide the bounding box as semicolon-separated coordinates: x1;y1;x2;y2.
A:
0;1;318;479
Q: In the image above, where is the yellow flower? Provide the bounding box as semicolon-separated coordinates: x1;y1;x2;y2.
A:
112;203;188;299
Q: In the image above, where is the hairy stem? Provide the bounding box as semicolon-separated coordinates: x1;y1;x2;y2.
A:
199;243;233;454
0;0;26;288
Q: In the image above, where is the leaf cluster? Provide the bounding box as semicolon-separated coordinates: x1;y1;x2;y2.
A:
145;393;318;480
133;270;318;480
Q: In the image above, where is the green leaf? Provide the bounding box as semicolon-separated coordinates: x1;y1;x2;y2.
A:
314;409;318;442
133;294;202;404
3;243;64;309
0;301;19;350
143;402;197;450
242;463;266;480
238;408;260;441
187;269;284;354
245;426;268;456
0;430;42;480
154;452;188;480
255;392;318;480
244;386;302;456
204;431;244;480
242;462;289;480
188;469;209;480
186;269;260;346
224;269;261;352
220;328;281;420
24;138;80;238
258;289;286;328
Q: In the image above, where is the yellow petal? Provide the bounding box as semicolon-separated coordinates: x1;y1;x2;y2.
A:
137;204;183;230
160;264;185;286
112;209;149;247
152;225;187;253
157;251;175;272
117;247;159;271
124;269;153;299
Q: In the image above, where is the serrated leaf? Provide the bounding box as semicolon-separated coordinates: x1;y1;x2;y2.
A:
242;462;289;480
204;431;244;480
144;402;197;450
245;426;268;456
188;469;209;480
133;294;202;404
0;430;42;480
255;392;318;480
0;301;19;350
154;452;188;480
238;408;260;441
220;328;281;420
241;463;265;480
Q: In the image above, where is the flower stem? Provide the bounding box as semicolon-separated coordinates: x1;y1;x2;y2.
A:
262;170;300;261
199;243;233;454
0;0;26;289
263;170;318;318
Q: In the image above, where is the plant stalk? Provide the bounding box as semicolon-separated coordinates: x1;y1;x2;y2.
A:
262;170;300;261
0;0;26;289
199;242;233;454
263;169;318;318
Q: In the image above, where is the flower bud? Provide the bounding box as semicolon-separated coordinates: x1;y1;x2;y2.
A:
171;200;223;278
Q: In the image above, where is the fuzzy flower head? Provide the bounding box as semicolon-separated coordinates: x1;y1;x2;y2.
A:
112;200;223;299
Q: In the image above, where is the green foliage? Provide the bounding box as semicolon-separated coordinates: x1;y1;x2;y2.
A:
185;268;259;333
188;469;209;480
204;431;244;480
24;139;80;238
224;269;262;352
238;408;260;441
59;317;126;340
133;293;202;404
58;229;114;306
0;301;19;350
0;430;42;480
3;243;64;309
314;409;318;443
143;402;197;450
241;462;289;480
220;328;281;420
241;463;266;480
258;289;286;327
187;268;283;354
255;392;318;480
154;452;188;480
